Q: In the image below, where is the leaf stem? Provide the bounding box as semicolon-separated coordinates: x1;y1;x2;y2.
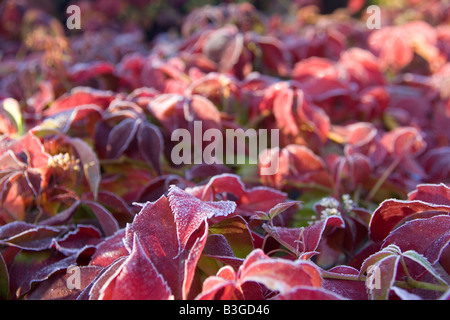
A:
283;181;333;194
321;270;449;293
366;156;401;202
404;278;449;292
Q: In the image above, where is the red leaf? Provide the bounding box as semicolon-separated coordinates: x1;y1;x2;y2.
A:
292;57;337;83
369;199;450;242
89;230;128;268
38;200;81;227
0;222;63;251
237;249;322;294
198;249;323;299
331;150;372;193
254;35;291;76
382;215;450;265
148;94;221;133
201;234;244;270
359;245;402;300
369;26;414;71
201;25;244;72
347;0;366;13
188;95;222;130
137;120;164;175
191;173;287;216
9;250;78;298
27;81;54;114
26;265;101;300
272;84;299;136
44;87;115;117
106;118;140;159
80;201;119;237
297;99;330;144
124;188;211;299
422;148;450;181
69;61;114;84
51;225;102;256
82;190;134;227
380;127;426;158
276;286;344;300
322;266;368;300
7;132;50;169
196;265;238;300
338;48;385;88
136;174;191;203
407;183;450;206
264;215;345;256
99;235;172;300
239;258;322;294
168;185;236;252
266;144;333;190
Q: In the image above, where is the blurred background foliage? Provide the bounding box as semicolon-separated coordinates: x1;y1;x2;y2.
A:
0;0;448;103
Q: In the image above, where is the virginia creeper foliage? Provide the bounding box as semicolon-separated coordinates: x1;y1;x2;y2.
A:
0;0;450;300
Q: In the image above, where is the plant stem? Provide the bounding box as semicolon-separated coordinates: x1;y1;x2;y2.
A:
284;181;333;194
321;270;449;293
366;156;401;202
404;278;449;292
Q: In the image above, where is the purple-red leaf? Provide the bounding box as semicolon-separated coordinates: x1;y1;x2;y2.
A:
89;229;128;268
137;121;164;175
369;199;450;242
99;235;172;300
238;250;322;294
322;266;368;300
81;201;119;237
168;185;236;252
382;215;450;265
0;222;63;251
106;118;139;159
359;245;402;300
276;286;345;300
264;215;345;256
191;173;287;216
124;187;213;299
44;87;115;117
408;184;450;206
